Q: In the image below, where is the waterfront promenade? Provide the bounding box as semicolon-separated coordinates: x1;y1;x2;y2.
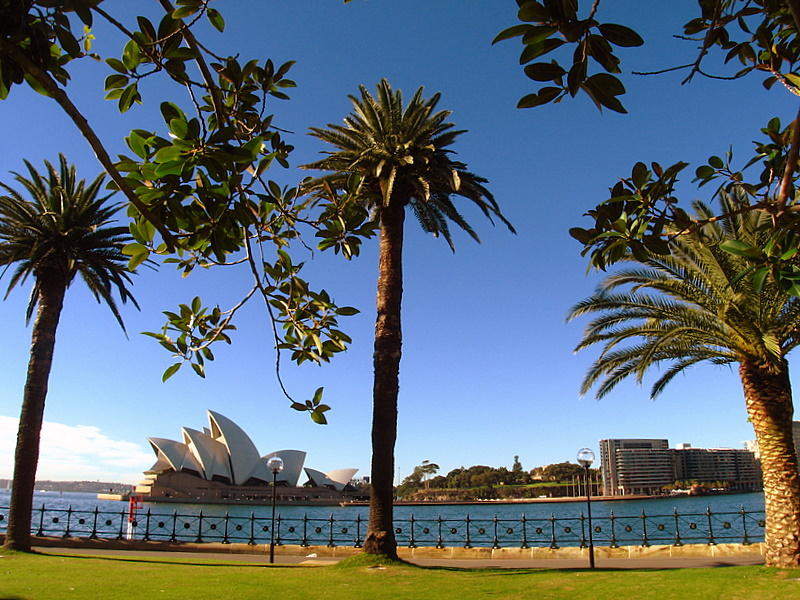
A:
33;543;764;569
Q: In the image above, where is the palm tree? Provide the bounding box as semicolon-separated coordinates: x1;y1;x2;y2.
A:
302;79;514;557
1;155;137;551
568;197;800;567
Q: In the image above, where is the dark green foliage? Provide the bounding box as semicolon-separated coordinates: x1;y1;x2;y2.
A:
569;196;800;399
0;154;137;326
302;79;515;247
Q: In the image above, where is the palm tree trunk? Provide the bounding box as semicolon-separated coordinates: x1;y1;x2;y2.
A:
3;275;66;551
364;202;404;558
740;359;800;567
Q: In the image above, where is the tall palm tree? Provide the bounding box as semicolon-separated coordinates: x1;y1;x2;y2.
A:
302;80;514;557
568;197;800;567
0;155;137;551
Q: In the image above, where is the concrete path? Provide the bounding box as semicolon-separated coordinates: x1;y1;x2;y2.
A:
34;546;764;570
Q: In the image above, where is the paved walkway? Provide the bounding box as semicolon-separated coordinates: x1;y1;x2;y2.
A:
34;546;764;570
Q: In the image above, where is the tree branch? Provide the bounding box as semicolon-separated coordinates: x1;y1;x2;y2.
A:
776;103;800;214
0;39;177;249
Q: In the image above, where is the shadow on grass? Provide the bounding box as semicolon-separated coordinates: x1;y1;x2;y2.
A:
34;552;295;569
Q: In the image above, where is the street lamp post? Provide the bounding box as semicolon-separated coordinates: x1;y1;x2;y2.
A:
577;448;595;569
267;456;284;564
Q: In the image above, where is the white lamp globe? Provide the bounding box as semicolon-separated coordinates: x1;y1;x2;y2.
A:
267;456;284;474
577;448;595;468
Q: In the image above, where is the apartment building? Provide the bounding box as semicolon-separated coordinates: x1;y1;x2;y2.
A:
600;438;761;496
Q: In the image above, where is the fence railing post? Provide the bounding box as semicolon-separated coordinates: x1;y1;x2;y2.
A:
464;514;472;548
640;510;650;547
301;513;309;547
143;508;152;541
520;514;528;549
169;510;178;543
89;506;99;539
436;515;444;549
37;504;46;536
673;508;682;546
579;511;587;549
327;514;335;547
609;511;618;548
63;506;73;538
354;513;362;548
409;514;417;548
222;512;230;544
706;506;716;545
117;508;126;540
549;513;558;549
740;506;750;545
248;512;256;545
195;510;204;543
492;515;500;549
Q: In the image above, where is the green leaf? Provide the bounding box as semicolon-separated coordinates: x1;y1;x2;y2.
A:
520;38;565;64
207;8;225;32
172;6;199;19
752;267;769;292
127;248;150;270
169;117;188;139
720;239;763;259
785;73;800;88
695;165;715;179
104;74;128;91
310;410;328;425
191;362;206;378
598;23;644;47
106;58;128;74
162;363;182;382
154;145;182;163
631;162;648;188
118;83;140;113
518;1;549;22
312;386;324;405
154;160;186;177
708;155;724;169
23;74;52;97
122;242;148;256
126;131;148;159
517;87;561;108
492;24;531;44
523;62;566;82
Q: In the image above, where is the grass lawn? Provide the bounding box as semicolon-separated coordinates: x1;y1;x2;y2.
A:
2;550;800;600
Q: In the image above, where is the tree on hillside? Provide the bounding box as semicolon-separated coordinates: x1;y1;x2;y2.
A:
542;461;584;482
568;196;800;566
0;156;138;551
497;0;800;567
301;79;515;558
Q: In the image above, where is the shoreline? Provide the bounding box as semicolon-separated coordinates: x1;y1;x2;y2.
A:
344;494;662;506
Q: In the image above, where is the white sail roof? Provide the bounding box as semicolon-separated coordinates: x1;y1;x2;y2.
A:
256;450;307;486
208;410;261;485
148;437;204;475
304;467;358;491
182;427;232;482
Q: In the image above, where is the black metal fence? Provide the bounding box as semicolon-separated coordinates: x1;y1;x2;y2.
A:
0;504;765;548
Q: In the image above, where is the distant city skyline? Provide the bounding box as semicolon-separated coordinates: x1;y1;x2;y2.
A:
1;1;796;485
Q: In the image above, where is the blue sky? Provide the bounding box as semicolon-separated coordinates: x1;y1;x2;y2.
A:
1;1;797;485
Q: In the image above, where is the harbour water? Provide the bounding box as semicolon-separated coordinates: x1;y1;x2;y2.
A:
0;489;766;548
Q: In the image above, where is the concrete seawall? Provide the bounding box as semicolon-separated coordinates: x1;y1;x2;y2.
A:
19;535;764;561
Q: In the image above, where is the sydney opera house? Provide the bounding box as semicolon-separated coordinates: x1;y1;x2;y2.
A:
135;410;362;505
